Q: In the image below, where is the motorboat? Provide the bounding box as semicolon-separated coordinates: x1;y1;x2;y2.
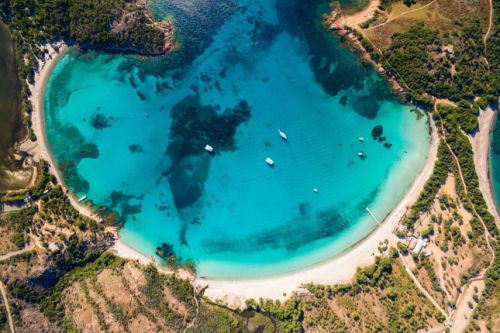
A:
204;144;214;153
265;157;274;166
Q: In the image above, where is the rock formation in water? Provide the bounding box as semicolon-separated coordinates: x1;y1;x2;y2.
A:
164;95;251;210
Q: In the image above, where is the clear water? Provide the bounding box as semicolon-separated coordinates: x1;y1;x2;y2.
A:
44;0;431;279
490;115;500;210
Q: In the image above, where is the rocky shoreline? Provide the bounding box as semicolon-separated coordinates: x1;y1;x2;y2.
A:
325;5;409;103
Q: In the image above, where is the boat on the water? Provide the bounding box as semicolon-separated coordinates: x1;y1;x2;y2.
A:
358;137;364;142
278;129;288;141
265;157;274;166
204;144;214;153
313;188;319;193
77;195;87;202
358;152;365;157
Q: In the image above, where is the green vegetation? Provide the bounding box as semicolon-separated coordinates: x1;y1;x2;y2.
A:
0;0;169;150
418;257;443;294
68;0;166;54
302;256;442;332
257;298;303;333
0;160;54;203
1;0;166;56
465;3;500;327
142;264;186;330
433;103;500;330
186;304;240;333
487;0;500;96
41;253;126;323
0;206;37;248
0;311;6;329
38;252;280;332
403;141;451;230
381;19;494;105
468;244;500;331
434;105;497;238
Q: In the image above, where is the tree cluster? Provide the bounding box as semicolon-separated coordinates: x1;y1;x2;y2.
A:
383;21;495;104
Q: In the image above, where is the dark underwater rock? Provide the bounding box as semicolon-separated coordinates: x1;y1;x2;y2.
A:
164;95;251;210
90;113;111;129
371;125;383;140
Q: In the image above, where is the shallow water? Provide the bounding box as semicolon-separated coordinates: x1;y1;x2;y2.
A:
490;115;500;210
44;0;430;279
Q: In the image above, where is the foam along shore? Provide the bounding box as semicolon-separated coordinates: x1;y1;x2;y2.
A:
470;107;500;225
109;119;439;308
26;43;98;220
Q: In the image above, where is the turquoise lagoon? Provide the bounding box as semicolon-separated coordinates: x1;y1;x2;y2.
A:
44;0;431;279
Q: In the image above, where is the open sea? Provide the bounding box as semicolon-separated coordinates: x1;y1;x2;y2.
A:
44;0;431;279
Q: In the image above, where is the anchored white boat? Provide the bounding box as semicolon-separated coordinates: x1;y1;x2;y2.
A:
313;188;319;193
204;144;214;153
265;157;274;166
358;137;364;142
77;195;87;202
278;129;288;141
358;152;365;157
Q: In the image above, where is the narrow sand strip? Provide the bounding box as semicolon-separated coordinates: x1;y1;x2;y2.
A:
28;43;98;220
470;107;500;225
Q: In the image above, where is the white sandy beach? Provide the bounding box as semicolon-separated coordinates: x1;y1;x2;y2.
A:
470;107;500;225
27;43;99;220
28;40;498;311
191;121;440;308
27;42;442;307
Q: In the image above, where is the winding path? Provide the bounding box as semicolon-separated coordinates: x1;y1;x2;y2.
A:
0;244;37;333
395;121;448;320
0;245;35;262
483;0;493;49
366;0;439;31
434;100;496;332
0;281;14;333
399;250;448;318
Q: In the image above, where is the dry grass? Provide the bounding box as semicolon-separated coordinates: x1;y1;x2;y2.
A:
363;0;490;49
62;261;190;333
0;226;21;256
408;174;492;312
476;280;500;332
301;261;442;332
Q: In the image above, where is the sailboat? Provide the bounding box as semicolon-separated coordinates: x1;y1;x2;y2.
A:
278;129;288;142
